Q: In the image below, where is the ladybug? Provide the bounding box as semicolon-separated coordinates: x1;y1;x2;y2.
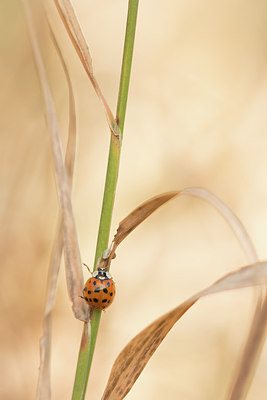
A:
82;267;116;310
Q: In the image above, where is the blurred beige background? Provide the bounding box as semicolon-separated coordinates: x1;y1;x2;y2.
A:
1;0;267;399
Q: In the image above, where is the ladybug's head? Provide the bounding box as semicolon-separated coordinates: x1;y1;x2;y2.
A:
92;267;112;280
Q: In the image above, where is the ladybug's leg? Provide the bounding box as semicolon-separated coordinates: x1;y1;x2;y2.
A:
82;262;92;274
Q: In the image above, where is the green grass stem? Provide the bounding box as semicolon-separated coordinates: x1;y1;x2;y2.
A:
72;1;139;398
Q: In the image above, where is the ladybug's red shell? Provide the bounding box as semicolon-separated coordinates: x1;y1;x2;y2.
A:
83;267;115;310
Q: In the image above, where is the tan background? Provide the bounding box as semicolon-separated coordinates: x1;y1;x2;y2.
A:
1;0;267;399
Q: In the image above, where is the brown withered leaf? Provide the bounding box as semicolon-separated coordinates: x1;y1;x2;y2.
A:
182;188;267;400
110;188;267;400
107;187;256;268
108;192;179;262
114;192;179;246
54;0;117;135
103;188;263;399
36;22;81;400
182;187;258;263
102;300;196;400
23;0;87;322
102;261;267;400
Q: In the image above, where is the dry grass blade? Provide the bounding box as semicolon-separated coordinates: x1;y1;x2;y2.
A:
181;188;267;400
23;0;87;321
54;0;117;134
36;23;79;399
114;192;178;246
200;262;267;296
228;292;267;400
37;223;63;400
102;188;263;398
107;187;256;267
102;261;267;400
102;299;196;400
181;187;258;263
107;192;179;262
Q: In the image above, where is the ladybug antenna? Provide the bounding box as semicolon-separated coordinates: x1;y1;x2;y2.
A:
82;262;92;274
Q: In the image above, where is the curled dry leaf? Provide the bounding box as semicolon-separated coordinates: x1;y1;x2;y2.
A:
101;188;262;399
102;261;267;400
23;0;87;323
36;22;81;400
102;299;196;400
182;187;258;263
106;188;256;268
105;192;179;265
183;189;267;399
114;192;178;247
54;0;118;137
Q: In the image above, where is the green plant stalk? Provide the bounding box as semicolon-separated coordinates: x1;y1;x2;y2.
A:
72;1;139;398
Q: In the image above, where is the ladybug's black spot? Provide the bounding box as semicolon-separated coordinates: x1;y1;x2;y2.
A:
94;287;100;293
85;297;89;302
102;299;107;303
88;290;91;294
93;298;98;303
93;281;97;286
110;292;113;296
106;282;111;287
103;288;108;294
89;298;92;302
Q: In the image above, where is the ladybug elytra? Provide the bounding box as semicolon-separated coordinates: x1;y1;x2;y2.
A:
82;267;116;310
